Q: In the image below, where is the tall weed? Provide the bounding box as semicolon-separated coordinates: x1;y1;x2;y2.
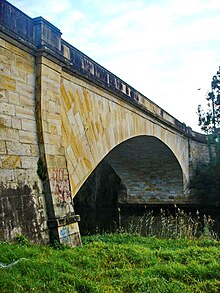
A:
120;207;218;240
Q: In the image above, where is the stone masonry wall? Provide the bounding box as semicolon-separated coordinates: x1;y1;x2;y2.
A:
0;38;48;242
60;72;190;201
189;139;212;175
105;136;184;205
37;56;81;246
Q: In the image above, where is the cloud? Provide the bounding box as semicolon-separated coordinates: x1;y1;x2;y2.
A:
9;0;220;131
12;0;72;20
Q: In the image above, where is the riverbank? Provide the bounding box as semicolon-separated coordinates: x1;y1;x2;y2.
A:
77;205;220;237
1;234;220;292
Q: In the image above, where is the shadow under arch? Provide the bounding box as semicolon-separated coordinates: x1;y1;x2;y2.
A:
74;135;184;234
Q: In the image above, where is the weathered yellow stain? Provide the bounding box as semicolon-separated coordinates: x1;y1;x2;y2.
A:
0;118;7;129
71;90;81;115
49;124;57;135
61;85;71;111
0;74;16;91
2;155;20;168
83;89;91;113
69;132;81;158
3;40;33;60
83;157;92;171
95;121;100;133
68;90;75;106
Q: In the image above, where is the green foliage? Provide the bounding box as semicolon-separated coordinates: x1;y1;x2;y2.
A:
0;235;220;292
119;208;218;240
50;240;68;251
14;234;30;246
198;66;220;133
190;158;220;205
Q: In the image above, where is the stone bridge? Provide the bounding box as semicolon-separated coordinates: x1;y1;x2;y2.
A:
0;0;210;245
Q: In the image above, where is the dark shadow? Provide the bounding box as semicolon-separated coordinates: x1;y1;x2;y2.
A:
74;135;183;235
74;160;126;235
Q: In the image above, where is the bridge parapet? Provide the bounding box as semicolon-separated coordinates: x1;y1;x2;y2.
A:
0;0;34;43
0;0;203;138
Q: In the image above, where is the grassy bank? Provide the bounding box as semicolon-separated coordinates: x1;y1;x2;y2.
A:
0;234;220;292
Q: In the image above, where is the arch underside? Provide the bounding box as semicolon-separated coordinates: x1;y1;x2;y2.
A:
75;135;186;209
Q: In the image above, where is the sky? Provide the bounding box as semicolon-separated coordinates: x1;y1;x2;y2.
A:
9;0;220;132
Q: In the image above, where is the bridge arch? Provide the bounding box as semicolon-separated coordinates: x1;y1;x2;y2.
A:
60;81;189;204
74;135;185;209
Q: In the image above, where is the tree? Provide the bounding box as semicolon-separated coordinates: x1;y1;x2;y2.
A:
197;66;220;160
190;159;220;206
198;67;220;133
191;67;220;206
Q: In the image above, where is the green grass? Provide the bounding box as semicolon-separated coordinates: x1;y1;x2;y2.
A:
0;234;220;292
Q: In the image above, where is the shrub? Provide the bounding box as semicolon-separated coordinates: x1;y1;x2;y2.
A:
190;157;220;206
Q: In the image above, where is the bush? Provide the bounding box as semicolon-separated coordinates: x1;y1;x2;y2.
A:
14;234;30;246
190;157;220;206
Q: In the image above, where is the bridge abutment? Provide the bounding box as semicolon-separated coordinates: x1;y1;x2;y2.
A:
35;54;82;246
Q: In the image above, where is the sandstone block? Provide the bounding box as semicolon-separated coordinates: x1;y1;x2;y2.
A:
47;101;56;114
46;114;61;124
8;92;19;105
21;156;38;169
16;105;35;119
46;154;66;168
55;145;65;156
21;118;37;132
0;89;8;103
12;168;32;184
0;102;15;116
0;115;12;128
42;57;61;73
0;38;6;47
31;145;39;156
6;141;31;156
0;74;16;91
19;130;37;144
44;144;56;155
26;74;35;86
4;41;33;61
58;223;80;244
0;141;6;154
15;56;33;74
1;128;19;141
62;44;70;60
44;133;61;146
20;95;35;108
0;168;15;183
48;124;58;135
56;155;67;168
16;81;34;98
75;112;85;137
12;116;21;130
46;154;56;168
1;155;21;168
42;77;59;94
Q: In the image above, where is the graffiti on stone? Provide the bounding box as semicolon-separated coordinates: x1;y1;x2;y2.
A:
50;169;72;204
59;226;72;245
